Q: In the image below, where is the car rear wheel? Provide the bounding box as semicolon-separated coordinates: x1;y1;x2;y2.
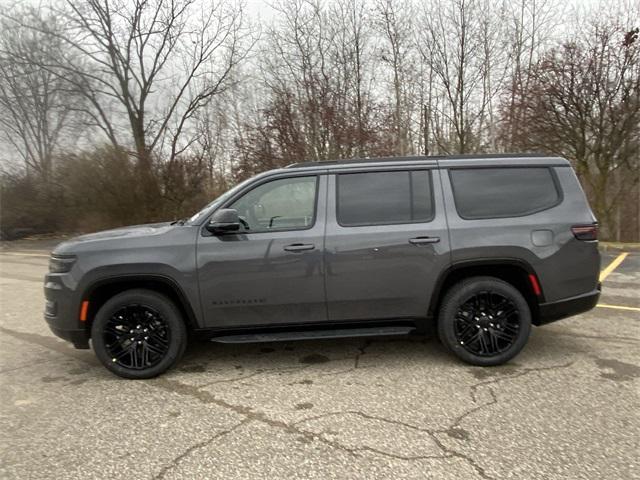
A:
91;289;187;379
438;277;531;366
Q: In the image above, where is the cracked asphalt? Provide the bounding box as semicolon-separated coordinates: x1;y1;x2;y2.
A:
1;242;638;479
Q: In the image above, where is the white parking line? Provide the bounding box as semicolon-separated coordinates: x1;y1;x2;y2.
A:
0;252;50;258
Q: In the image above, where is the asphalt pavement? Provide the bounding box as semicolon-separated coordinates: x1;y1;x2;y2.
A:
0;243;638;479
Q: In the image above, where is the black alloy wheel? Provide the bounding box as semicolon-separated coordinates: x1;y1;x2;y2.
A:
438;277;531;366
453;291;520;357
104;305;170;370
92;289;187;379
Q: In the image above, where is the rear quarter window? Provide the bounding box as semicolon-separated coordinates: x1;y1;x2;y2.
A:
449;167;561;219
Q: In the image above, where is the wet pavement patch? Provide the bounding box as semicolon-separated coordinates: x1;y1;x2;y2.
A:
595;358;640;382
468;364;519;380
179;364;206;373
299;354;330;364
444;426;470;441
290;378;313;385
41;376;67;383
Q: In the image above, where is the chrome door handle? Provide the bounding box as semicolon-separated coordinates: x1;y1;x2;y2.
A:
284;243;315;252
409;236;440;245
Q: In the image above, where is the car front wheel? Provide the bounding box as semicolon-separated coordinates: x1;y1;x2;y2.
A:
91;289;187;379
438;277;531;366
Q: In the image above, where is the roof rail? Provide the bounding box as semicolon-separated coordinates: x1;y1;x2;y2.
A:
286;153;550;168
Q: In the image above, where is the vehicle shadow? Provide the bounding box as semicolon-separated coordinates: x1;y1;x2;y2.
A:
174;326;590;376
178;334;445;373
48;325;597;381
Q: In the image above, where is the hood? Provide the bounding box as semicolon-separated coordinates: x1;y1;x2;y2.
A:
53;222;175;254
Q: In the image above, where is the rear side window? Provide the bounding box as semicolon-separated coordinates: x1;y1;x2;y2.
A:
449;167;560;219
337;170;434;226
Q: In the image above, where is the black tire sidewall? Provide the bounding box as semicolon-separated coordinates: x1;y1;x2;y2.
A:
438;277;531;366
91;289;187;379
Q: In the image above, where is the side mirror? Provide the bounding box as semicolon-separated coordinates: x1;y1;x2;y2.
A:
206;208;240;234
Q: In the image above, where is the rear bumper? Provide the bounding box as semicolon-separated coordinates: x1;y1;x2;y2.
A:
537;285;601;325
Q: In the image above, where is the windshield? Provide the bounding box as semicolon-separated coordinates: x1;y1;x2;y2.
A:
187;177;256;224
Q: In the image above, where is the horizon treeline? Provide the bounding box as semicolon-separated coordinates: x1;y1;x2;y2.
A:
0;0;638;240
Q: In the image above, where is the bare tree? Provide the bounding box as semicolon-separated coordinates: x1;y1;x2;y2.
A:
0;9;83;181
194;71;254;188
235;0;387;177
7;0;253;211
501;0;561;149
3;0;638;240
419;0;506;153
332;0;373;157
375;0;416;156
509;22;640;239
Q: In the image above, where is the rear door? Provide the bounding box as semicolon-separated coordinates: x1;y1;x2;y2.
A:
324;165;451;321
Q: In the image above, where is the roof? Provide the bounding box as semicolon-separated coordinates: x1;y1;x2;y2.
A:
286;153;565;170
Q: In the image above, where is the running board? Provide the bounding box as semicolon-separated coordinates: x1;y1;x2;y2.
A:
210;326;416;344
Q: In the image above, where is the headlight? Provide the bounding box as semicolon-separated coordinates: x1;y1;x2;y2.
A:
49;255;76;273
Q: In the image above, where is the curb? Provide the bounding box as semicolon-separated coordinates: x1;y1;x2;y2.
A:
599;242;640;253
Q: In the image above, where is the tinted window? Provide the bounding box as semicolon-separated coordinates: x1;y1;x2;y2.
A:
337;170;434;226
230;176;317;232
449;167;560;219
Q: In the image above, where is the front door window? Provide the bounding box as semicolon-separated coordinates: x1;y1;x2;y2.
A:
230;176;317;232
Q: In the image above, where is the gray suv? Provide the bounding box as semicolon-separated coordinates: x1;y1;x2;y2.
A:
44;154;601;379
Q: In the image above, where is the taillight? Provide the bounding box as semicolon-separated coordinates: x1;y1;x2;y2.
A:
571;224;598;241
528;274;542;296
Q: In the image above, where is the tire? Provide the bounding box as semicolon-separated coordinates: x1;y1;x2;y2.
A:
437;277;531;366
91;289;187;379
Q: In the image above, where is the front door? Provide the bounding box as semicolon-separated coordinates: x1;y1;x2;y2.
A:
197;174;327;328
324;167;450;321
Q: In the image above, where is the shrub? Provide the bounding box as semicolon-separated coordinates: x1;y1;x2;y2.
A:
1;145;224;238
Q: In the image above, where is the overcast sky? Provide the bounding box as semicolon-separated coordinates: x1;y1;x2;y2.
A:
1;0;637;170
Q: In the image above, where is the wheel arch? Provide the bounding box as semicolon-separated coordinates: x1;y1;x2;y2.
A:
81;275;200;336
429;259;542;325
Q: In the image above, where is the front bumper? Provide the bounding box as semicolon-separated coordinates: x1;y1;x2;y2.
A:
44;273;90;349
46;323;90;349
537;285;601;325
